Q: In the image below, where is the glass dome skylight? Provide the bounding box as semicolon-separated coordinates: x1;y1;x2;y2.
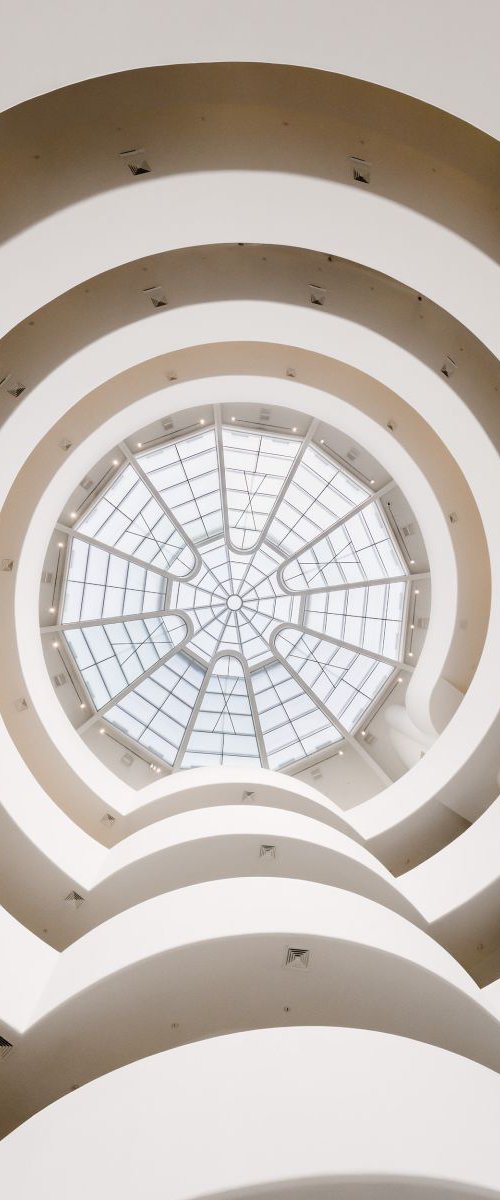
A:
57;419;409;772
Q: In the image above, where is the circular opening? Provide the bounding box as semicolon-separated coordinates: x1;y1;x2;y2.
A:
227;594;242;611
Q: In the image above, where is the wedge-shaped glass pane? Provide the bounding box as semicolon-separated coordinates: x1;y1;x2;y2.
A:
267;445;369;557
62;539;166;623
304;582;406;659
252;659;342;769
139;429;223;543
64;615;188;708
76;464;195;575
106;653;205;765
281;502;405;591
183;656;261;768
274;628;393;732
222;428;300;550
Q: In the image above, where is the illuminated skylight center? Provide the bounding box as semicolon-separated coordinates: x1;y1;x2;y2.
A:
55;416;410;773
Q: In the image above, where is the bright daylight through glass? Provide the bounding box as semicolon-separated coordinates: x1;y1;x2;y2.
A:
59;419;408;771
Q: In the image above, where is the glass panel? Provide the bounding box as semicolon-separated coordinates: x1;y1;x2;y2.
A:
252;659;342;769
183;656;261;768
64;615;188;707
106;653;205;765
267;445;369;556
222;428;300;550
139;429;223;543
76;464;195;575
62;539;167;623
304;581;406;660
59;427;410;769
274;627;394;732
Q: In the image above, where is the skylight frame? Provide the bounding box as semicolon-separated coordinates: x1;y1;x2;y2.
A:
51;410;413;775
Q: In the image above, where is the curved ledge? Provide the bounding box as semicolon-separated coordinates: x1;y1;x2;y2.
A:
1;5;500;136
2;1028;500;1198
1;878;500;1134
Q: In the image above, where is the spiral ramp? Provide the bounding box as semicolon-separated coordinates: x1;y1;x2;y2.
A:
1;3;500;1196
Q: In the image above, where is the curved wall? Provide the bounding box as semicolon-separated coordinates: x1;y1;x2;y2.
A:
0;10;500;1194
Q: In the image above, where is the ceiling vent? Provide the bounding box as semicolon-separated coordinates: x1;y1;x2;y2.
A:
242;789;256;803
349;156;371;185
310;766;322;780
441;356;456;379
417;616;429;630
401;522;416;538
285;367;297;379
1;558;14;572
14;697;28;712
259;844;276;859
0;374;26;399
448;511;459;523
284;947;310;970
143;285;167;309
120;148;151;176
0;1036;13;1061
309;284;326;307
121;751;134;767
259;408;271;422
347;446;360;461
41;570;53;584
162;418;174;432
59;438;72;452
64;890;85;909
101;812;116;827
53;673;67;688
80;476;94;491
361;731;376;745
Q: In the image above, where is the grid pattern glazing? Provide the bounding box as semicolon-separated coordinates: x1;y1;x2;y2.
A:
139;430;223;542
63;616;188;709
304;582;406;659
222;427;300;550
267;446;369;556
62;540;166;623
183;657;260;768
105;654;205;766
252;660;342;769
77;463;195;574
274;629;393;732
281;503;405;591
56;420;410;771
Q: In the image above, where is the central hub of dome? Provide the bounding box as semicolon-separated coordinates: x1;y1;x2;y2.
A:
227;594;242;611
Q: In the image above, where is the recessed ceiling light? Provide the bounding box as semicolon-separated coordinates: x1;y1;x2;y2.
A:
231;416;236;422
415;589;420;595
99;727;105;734
52;640;59;648
410;623;415;630
57;542;64;549
361;730;367;737
200;419;205;425
408;651;414;657
79;702;86;709
70;511;77;520
370;479;375;485
397;677;403;683
137;442;142;449
410;558;415;565
49;606;55;613
112;459;119;467
292;426;298;433
338;749;344;756
320;438;325;444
